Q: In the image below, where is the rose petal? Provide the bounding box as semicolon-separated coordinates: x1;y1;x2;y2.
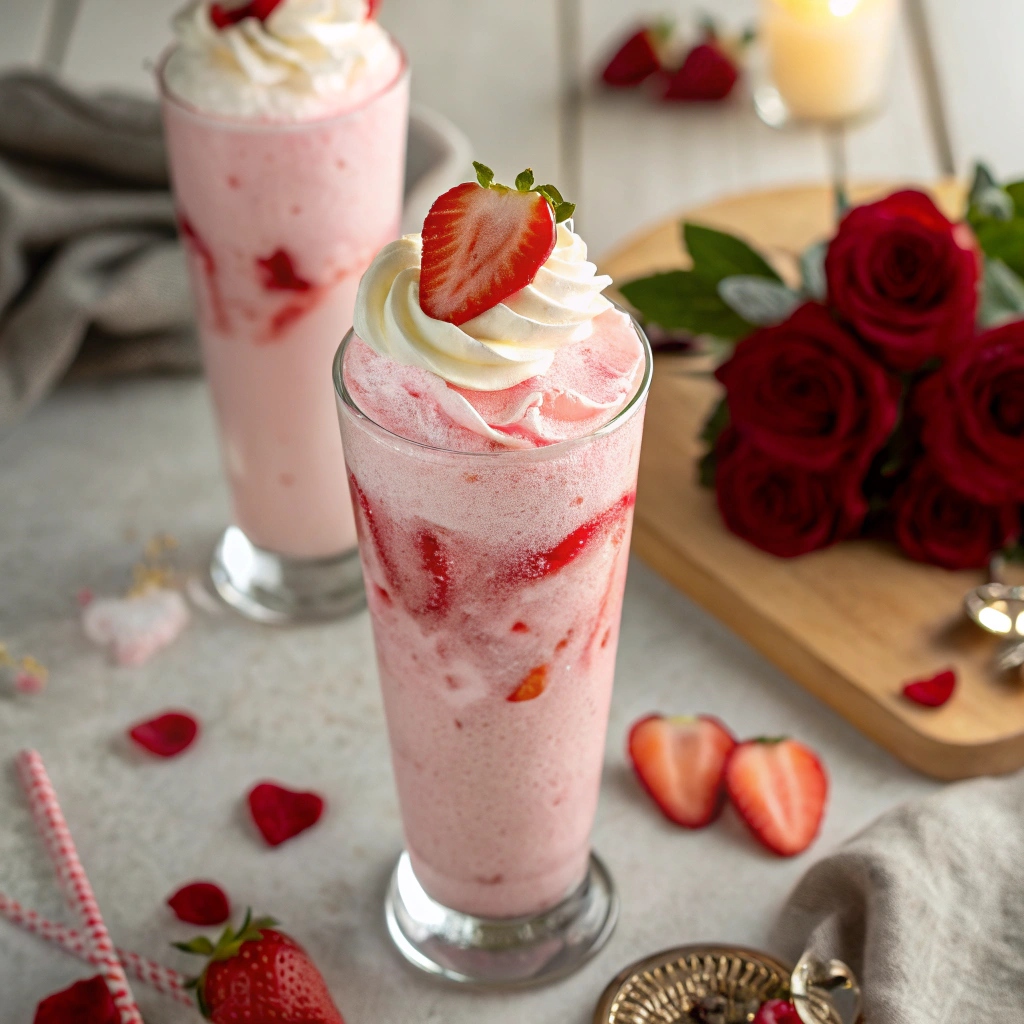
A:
248;781;325;847
167;881;230;925
902;669;957;707
128;711;200;758
34;976;118;1024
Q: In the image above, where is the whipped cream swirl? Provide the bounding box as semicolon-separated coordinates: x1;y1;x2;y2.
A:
353;223;614;391
164;0;400;119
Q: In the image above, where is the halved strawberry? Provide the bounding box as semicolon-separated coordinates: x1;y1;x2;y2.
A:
627;714;737;828
419;163;574;326
600;28;663;87
725;739;828;857
662;42;739;101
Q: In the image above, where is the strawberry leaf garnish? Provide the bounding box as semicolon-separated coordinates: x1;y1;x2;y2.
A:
473;160;494;188
467;163;576;224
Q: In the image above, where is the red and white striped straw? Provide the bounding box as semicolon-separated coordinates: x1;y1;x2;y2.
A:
16;750;145;1024
0;891;192;1006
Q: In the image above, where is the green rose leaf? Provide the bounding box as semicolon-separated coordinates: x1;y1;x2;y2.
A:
619;270;753;341
973;219;1024;280
980;257;1024;328
799;240;828;301
718;275;801;326
968;162;1011;218
683;223;782;282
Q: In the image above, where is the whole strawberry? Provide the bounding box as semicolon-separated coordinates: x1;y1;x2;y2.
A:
177;911;344;1024
663;41;738;101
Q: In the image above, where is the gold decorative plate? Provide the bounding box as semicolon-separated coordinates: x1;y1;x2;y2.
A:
594;945;791;1024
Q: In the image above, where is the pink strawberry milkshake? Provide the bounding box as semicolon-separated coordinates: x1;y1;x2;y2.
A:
160;0;408;618
336;222;651;923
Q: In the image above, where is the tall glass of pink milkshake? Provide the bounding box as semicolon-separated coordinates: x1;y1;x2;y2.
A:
335;168;652;984
159;0;408;622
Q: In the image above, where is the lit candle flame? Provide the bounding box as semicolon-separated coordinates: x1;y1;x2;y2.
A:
829;0;860;14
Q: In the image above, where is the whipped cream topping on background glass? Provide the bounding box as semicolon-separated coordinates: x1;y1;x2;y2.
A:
163;0;401;119
353;223;614;392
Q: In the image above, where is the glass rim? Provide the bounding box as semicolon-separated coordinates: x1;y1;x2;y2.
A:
332;306;654;460
156;34;409;130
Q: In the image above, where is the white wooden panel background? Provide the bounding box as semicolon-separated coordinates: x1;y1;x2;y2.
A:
4;0;1022;254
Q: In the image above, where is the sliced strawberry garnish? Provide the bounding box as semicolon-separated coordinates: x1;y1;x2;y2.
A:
209;0;283;28
725;738;828;857
167;881;231;926
416;530;452;615
247;782;325;847
34;976;118;1024
503;492;635;586
663;42;738;101
508;665;548;702
128;710;200;758
419;163;575;326
754;999;802;1024
627;714;736;828
366;0;381;17
600;28;662;87
257;249;312;292
902;668;956;707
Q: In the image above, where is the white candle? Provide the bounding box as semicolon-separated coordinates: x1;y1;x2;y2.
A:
761;0;899;123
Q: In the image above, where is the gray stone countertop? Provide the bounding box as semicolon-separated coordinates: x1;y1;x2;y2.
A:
0;376;936;1023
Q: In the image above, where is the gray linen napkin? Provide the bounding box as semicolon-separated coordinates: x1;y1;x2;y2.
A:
0;71;191;434
774;771;1024;1022
0;71;472;436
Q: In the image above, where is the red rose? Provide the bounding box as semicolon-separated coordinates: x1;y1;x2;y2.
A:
825;190;979;371
892;462;1018;570
714;429;866;558
715;302;900;471
916;319;1024;504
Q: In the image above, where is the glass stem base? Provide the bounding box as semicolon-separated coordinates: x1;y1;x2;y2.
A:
384;850;618;987
211;525;365;624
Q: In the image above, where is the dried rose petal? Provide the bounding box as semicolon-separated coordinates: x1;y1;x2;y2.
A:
167;881;230;925
128;711;200;757
248;782;325;847
34;976;118;1024
902;668;956;708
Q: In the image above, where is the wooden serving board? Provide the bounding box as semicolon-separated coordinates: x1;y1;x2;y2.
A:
602;183;1024;781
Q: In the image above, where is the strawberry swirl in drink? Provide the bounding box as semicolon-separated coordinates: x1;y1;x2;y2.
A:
335;164;652;984
160;0;408;621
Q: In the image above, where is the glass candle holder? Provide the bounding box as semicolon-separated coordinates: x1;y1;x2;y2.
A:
753;0;900;212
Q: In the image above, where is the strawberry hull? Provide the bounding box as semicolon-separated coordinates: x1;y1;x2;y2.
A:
336;313;650;919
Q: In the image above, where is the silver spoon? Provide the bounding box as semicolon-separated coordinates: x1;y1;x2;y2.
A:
963;555;1024;672
791;952;861;1024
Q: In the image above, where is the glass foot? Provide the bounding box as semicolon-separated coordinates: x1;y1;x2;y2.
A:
211;526;365;624
384;850;618;987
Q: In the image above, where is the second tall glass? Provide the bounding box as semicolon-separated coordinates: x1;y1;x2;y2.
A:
160;54;409;622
